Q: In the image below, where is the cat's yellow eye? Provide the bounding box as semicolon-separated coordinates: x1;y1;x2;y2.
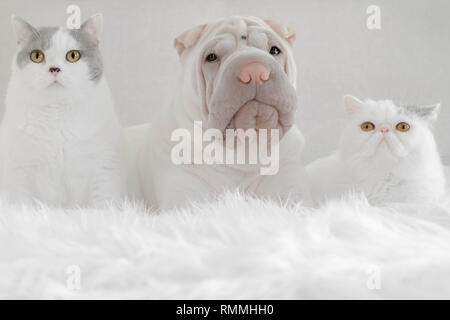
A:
30;50;45;63
396;122;410;132
66;50;81;63
361;122;375;131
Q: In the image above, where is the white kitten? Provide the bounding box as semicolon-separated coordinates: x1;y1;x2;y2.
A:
0;15;125;207
306;95;446;205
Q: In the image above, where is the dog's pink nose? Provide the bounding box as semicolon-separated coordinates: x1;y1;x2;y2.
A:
380;127;389;133
238;63;270;84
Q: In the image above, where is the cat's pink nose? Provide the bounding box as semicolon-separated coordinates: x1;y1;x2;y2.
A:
238;63;270;84
380;127;389;133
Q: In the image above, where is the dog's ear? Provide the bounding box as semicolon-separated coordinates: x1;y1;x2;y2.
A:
174;24;207;56
265;20;296;47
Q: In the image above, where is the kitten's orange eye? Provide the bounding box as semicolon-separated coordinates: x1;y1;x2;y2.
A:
66;50;81;63
30;50;44;63
396;122;410;132
361;122;375;131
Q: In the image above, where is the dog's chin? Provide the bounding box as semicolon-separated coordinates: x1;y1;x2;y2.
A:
226;100;284;132
221;99;286;148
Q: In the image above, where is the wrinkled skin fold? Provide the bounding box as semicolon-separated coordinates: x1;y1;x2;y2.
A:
206;50;297;140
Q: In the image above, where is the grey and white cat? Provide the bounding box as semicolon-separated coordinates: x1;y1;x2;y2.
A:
0;14;125;207
306;95;446;205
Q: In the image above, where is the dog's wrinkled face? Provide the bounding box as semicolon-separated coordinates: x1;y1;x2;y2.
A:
174;16;298;140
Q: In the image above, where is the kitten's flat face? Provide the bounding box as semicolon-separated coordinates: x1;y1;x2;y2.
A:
12;15;103;92
341;96;439;162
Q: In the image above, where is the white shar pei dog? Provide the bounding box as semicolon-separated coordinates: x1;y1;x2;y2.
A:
126;16;310;209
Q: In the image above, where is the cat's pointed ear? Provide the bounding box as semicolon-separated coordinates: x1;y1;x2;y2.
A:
11;15;39;47
343;95;364;116
174;24;207;57
406;103;441;122
80;14;103;47
265;20;296;47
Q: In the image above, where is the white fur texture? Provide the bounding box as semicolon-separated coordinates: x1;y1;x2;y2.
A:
0;20;124;207
307;98;445;205
1;184;450;299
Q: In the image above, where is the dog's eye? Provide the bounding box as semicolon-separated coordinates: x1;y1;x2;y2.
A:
396;122;410;132
30;50;45;63
66;50;81;63
269;46;281;55
361;122;375;131
206;53;218;62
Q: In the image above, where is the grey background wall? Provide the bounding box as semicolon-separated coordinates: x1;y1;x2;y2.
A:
0;0;449;164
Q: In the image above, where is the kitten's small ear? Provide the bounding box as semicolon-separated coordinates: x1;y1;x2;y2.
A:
80;14;103;46
174;24;207;57
343;95;364;116
265;20;296;47
11;15;39;47
406;103;441;122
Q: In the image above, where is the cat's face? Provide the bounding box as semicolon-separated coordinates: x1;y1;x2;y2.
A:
11;15;103;92
340;95;440;162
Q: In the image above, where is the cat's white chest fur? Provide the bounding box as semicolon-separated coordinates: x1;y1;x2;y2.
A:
0;79;124;207
307;152;445;205
354;170;405;204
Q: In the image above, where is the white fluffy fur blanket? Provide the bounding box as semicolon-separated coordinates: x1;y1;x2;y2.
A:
1;187;450;299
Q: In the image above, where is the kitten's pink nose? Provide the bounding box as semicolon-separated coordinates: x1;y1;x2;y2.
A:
380;127;389;133
49;67;61;74
238;63;270;84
